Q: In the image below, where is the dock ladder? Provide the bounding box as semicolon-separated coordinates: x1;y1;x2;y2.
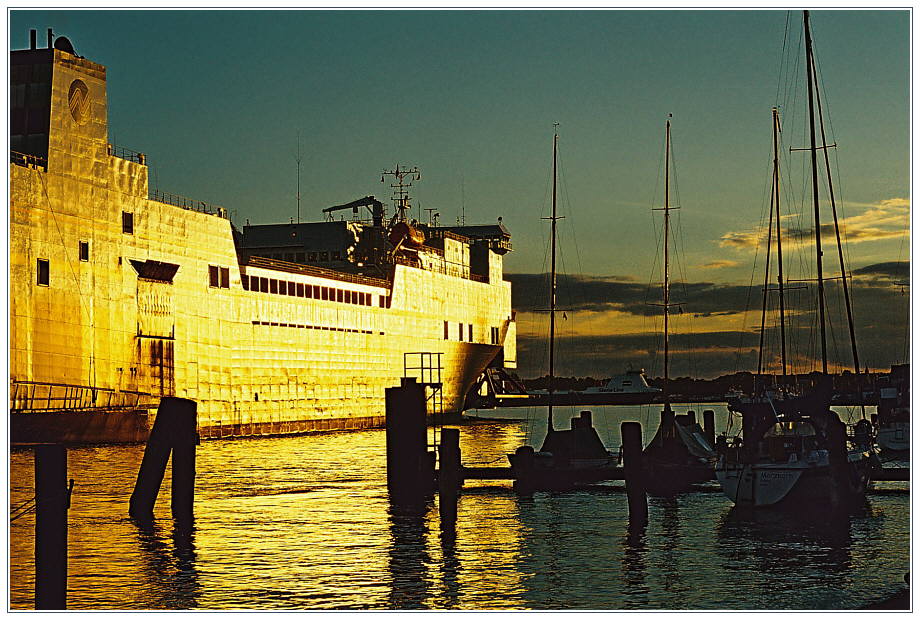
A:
403;352;444;465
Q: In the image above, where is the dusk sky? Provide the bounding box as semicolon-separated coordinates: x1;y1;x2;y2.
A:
9;9;910;378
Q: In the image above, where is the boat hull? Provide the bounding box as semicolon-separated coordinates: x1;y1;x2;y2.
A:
877;422;909;452
715;457;871;510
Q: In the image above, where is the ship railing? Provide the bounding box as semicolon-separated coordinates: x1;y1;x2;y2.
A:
107;143;147;165
10;380;159;413
10;150;47;171
427;229;471;243
149;188;228;218
399;252;481;282
246;255;392;289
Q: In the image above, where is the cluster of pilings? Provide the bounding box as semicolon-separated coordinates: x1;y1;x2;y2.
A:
384;379;654;530
23;396;199;609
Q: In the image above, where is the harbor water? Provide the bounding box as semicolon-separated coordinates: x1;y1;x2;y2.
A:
9;404;908;610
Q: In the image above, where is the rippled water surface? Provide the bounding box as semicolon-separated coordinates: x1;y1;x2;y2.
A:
9;404;909;610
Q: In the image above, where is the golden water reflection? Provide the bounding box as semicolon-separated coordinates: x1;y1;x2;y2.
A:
8;405;909;610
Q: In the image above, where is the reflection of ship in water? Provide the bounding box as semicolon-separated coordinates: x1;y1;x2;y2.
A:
10;32;516;444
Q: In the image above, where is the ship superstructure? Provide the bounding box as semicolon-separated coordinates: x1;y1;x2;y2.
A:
9;31;516;443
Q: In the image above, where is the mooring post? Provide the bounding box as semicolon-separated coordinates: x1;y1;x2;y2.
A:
512;445;536;495
385;378;430;502
621;422;648;530
703;410;715;447
129;397;197;520
438;428;461;527
169;398;198;523
35;444;69;610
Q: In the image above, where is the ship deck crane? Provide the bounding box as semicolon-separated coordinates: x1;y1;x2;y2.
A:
323;196;385;227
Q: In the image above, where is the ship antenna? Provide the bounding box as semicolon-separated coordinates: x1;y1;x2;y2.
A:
460;174;466;226
381;164;421;224
295;131;302;224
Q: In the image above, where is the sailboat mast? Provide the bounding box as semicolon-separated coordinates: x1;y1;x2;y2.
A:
773;107;788;376
756;178;774;381
663;118;671;406
804;10;828;374
812;69;861;374
548;128;559;432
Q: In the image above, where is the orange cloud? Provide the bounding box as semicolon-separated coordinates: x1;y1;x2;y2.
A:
698;259;740;269
719;197;910;250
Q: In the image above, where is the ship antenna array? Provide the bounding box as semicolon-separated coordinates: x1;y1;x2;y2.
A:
381;165;421;223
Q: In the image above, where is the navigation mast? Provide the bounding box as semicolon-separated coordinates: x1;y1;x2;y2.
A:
381;164;421;224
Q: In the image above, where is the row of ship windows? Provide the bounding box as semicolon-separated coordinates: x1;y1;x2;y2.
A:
250;320;381;335
239;273;392;308
253;251;344;263
444;322;502;345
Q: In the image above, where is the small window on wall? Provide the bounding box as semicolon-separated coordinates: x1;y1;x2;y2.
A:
444;321;449;340
122;211;134;234
270;279;278;294
241;275;249;290
468;324;473;342
458;324;464;341
36;258;49;286
220;267;230;288
208;265;219;287
78;241;89;262
279;280;287;295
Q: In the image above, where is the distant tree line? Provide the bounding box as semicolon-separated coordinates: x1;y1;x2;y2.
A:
523;368;902;398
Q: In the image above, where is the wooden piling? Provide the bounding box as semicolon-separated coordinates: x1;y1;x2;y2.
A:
385;378;431;502
621;422;648;529
169;399;198;523
703;410;715;447
512;446;536;495
35;444;68;610
438;428;461;526
129;396;197;521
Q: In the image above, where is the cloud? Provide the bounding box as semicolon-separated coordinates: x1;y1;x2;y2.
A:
697;259;740;270
851;260;909;282
507;272;755;318
509;270;908;378
719;197;909;250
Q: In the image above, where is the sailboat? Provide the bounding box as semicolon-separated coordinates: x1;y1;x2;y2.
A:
641;117;716;495
714;11;876;510
508;127;618;491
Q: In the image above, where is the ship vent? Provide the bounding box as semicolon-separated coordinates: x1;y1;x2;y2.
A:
130;259;180;283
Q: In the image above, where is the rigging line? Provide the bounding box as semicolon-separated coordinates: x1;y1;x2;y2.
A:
37;173;95;388
774;11;792;106
556;143;589;312
10;505;37;523
10;496;36;512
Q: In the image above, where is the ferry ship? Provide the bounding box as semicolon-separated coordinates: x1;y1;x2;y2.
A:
9;31;516;443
